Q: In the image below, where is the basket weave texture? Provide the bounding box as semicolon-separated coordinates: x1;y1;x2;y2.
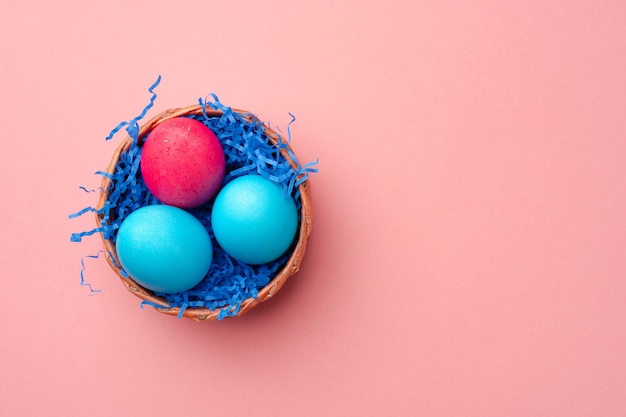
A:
95;104;312;321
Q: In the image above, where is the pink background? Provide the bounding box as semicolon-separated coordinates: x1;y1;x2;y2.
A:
1;1;626;415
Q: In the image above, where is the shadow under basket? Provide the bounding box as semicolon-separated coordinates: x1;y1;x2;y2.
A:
95;104;313;321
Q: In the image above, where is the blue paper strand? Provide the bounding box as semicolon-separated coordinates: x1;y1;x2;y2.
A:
71;227;106;243
79;252;106;294
286;112;296;143
68;206;97;219
95;170;114;179
105;75;161;141
79;186;104;193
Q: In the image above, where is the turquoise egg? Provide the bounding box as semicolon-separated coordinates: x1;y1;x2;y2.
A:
116;205;212;294
211;175;298;265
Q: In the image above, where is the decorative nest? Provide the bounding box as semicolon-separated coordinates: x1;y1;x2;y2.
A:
94;103;313;321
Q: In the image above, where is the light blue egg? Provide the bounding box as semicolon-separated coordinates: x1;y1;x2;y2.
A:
211;175;298;265
116;205;212;294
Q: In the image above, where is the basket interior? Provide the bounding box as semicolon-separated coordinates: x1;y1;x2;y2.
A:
95;104;313;320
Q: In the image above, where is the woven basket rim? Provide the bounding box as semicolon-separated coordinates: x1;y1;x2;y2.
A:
95;104;313;321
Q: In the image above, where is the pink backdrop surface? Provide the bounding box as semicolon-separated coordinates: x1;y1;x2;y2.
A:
1;1;626;416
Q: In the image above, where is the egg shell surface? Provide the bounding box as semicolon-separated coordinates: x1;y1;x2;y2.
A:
140;117;226;209
211;175;298;265
115;204;213;294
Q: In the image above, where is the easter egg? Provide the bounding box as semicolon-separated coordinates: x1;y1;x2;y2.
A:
140;117;226;209
115;205;213;294
211;175;298;265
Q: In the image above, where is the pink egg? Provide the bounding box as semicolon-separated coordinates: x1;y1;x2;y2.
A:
140;117;226;208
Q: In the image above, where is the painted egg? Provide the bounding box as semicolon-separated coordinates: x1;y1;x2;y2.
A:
211;174;298;265
116;205;213;294
140;117;226;209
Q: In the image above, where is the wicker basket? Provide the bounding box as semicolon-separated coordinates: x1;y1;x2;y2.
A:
95;104;313;321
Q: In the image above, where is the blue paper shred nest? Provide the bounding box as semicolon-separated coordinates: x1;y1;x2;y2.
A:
71;78;317;320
